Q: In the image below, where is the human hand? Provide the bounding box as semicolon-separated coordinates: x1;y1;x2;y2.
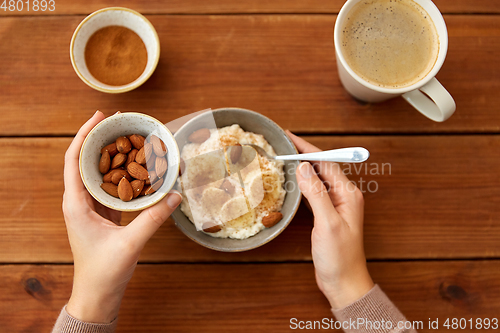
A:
286;131;374;309
63;111;182;323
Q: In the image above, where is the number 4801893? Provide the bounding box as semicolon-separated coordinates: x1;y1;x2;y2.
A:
1;0;56;11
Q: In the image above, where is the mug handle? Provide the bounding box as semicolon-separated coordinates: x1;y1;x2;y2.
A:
402;77;456;122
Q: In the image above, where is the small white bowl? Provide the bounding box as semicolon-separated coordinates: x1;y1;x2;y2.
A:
79;112;180;212
70;7;160;93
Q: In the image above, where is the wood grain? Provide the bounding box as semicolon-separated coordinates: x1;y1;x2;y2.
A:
1;135;499;263
2;261;499;332
0;15;499;135
0;0;498;15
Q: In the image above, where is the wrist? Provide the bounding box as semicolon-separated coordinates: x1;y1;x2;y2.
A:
67;288;123;323
322;269;374;309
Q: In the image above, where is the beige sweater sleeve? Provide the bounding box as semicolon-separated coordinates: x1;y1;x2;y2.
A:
332;284;418;333
52;305;117;333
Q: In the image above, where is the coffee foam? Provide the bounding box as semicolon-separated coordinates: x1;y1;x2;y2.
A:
340;0;439;89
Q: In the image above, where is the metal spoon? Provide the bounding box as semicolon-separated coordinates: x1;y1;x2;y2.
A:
244;144;369;163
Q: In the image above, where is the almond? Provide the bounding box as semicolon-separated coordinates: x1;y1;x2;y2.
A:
101;143;118;157
188;128;211;143
145;170;157;185
144;143;153;161
118;178;133;202
111;153;127;169
262;212;283;228
151;178;164;191
129;134;145;150
143;178;164;196
142;185;155;195
126;149;138;168
135;146;146;164
103;169;120;183
140;185;150;196
229;144;242;164
202;222;222;233
145;150;156;171
99;150;111;174
127;162;149;180
101;182;119;198
150;135;167;157
116;136;132;154
136;143;152;165
155;156;168;178
220;179;235;195
111;169;132;185
130;180;144;198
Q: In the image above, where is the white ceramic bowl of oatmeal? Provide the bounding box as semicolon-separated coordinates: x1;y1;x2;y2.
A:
171;108;301;252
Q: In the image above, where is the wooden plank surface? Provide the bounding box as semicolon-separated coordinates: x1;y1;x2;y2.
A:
0;0;499;15
0;15;499;136
1;1;499;331
1;135;499;263
2;261;499;332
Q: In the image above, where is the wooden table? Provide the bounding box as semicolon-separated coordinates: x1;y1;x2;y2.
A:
1;1;499;332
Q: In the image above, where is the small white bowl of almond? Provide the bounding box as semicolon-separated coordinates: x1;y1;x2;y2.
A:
79;112;180;212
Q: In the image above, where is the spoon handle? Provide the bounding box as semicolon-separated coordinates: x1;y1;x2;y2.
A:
276;147;370;163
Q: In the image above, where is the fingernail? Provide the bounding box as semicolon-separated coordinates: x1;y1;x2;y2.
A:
299;162;314;179
115;111;121;115
93;110;99;117
166;191;182;208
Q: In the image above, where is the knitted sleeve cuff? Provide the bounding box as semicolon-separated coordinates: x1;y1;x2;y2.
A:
331;284;418;333
52;305;117;333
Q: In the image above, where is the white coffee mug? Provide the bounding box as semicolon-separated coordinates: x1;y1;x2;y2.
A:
334;0;456;122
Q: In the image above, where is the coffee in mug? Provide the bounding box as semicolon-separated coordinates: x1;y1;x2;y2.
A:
340;0;439;89
334;0;456;122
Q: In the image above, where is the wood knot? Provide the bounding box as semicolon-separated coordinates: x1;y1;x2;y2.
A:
24;278;42;293
439;282;467;301
23;277;51;300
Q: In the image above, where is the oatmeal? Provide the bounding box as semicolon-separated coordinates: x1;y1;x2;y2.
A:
178;124;286;239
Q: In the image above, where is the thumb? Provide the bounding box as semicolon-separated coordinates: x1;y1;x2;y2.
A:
124;191;183;249
297;162;339;222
